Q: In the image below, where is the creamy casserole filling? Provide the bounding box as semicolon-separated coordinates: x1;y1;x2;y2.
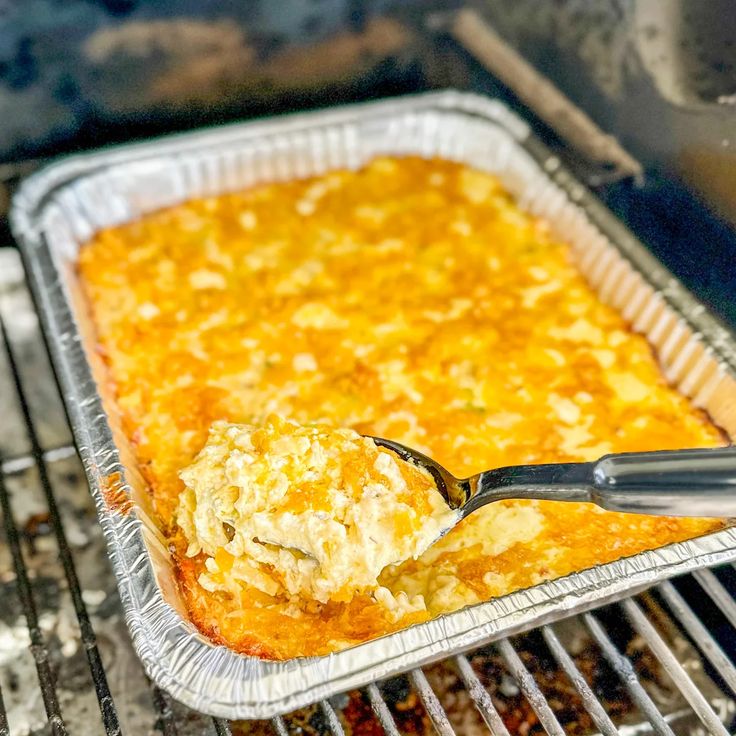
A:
79;157;724;659
177;416;455;605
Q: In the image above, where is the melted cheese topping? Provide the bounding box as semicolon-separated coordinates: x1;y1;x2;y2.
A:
78;156;725;659
177;416;455;604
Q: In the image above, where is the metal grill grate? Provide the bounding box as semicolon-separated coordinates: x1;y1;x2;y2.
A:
1;243;736;736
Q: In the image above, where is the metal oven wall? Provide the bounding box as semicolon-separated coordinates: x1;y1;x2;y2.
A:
473;0;736;227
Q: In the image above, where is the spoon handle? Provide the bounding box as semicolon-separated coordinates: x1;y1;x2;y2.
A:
469;446;736;517
591;446;736;516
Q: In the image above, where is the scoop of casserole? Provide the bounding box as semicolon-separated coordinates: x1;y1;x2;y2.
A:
177;415;456;604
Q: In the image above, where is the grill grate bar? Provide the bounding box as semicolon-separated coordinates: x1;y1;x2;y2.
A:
409;669;456;736
621;598;730;735
320;699;345;736
212;717;232;736
453;654;511;736
658;580;736;696
694;569;736;629
540;625;618;736
496;639;565;736
365;683;401;736
151;685;178;736
1;445;76;476
0;316;122;735
272;714;289;736
583;612;675;736
0;465;67;735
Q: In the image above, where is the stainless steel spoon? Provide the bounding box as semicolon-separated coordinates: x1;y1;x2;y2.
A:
368;438;736;522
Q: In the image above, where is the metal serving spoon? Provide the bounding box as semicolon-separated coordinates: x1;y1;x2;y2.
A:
369;438;736;525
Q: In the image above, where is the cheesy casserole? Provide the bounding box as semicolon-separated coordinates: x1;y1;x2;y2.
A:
79;156;724;659
178;416;455;605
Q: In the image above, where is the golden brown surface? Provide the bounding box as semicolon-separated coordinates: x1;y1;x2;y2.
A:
78;157;725;659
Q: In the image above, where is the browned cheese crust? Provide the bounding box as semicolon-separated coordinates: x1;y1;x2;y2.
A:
79;157;724;659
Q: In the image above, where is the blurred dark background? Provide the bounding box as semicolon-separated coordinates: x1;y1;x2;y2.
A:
0;0;734;327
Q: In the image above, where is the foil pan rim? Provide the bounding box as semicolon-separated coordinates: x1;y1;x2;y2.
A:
11;89;736;719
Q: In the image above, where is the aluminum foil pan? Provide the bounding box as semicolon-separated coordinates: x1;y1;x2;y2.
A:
10;90;736;719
